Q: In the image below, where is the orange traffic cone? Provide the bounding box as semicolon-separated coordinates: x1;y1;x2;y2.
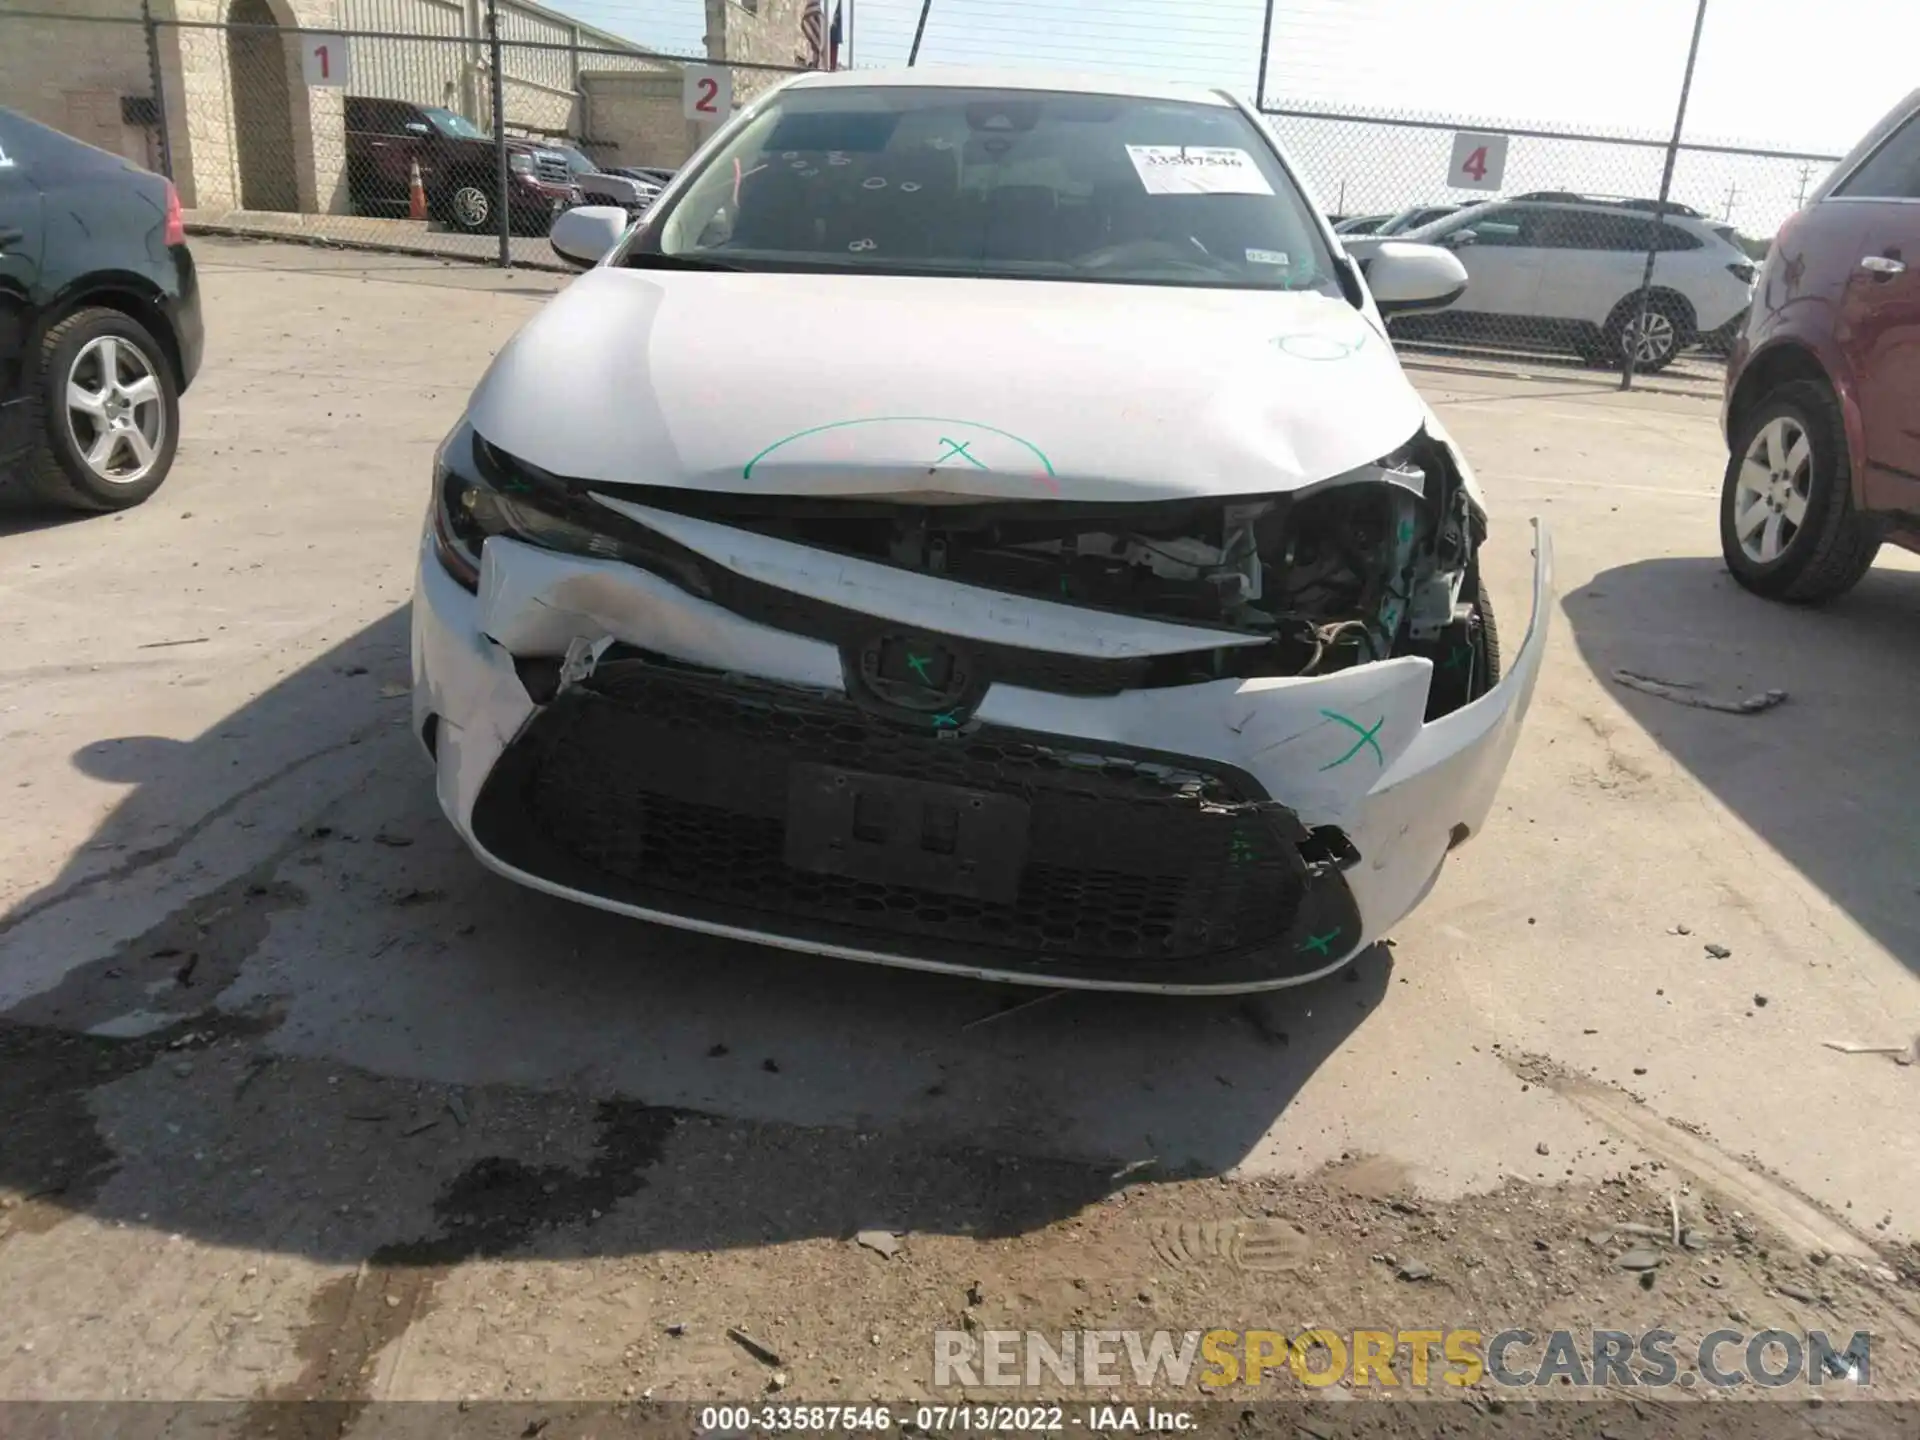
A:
408;158;428;222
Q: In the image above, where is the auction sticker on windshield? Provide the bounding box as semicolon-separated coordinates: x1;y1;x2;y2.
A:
1125;145;1274;197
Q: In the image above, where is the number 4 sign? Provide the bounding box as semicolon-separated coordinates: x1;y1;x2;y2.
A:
683;65;731;123
300;33;351;89
1447;131;1508;192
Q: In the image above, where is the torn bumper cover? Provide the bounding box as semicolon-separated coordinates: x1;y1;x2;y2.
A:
411;510;1552;993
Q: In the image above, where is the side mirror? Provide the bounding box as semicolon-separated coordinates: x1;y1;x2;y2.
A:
1444;229;1477;248
1364;241;1469;317
549;204;629;269
405;122;432;135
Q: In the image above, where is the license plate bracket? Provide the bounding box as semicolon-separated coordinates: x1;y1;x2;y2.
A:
784;764;1029;905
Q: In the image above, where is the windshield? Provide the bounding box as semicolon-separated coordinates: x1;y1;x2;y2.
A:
633;85;1339;292
423;108;487;141
1378;206;1448;235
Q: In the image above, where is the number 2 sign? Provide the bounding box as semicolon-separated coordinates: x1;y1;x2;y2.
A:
1447;131;1508;192
300;33;351;89
683;65;731;123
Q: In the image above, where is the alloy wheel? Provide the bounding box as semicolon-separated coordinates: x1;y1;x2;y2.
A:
452;185;491;228
1731;415;1812;564
63;335;167;486
1622;309;1677;365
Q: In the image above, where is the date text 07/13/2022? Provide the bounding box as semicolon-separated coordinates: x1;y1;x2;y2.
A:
698;1404;1196;1433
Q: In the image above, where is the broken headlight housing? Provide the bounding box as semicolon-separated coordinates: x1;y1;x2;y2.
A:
429;424;705;594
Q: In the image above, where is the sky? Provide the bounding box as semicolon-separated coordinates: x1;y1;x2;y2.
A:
555;0;1918;232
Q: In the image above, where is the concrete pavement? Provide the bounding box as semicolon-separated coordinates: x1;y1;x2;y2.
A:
1;238;1915;1401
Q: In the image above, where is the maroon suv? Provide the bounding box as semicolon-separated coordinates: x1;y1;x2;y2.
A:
1719;87;1920;602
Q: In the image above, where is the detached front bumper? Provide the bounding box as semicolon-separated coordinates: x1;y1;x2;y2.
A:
411;523;1552;993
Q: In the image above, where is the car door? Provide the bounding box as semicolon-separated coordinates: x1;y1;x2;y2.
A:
391;105;444;196
0;115;46;474
1826;104;1920;507
1527;209;1640;326
1435;206;1544;318
348;99;419;207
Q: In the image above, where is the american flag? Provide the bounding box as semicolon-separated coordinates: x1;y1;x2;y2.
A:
801;0;828;70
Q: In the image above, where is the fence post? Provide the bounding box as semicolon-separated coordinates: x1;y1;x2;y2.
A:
486;0;509;268
908;0;933;65
1254;0;1276;112
1620;0;1708;390
140;0;173;180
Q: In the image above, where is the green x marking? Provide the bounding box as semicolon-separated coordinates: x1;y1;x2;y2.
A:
1297;927;1341;956
1318;709;1386;771
905;652;935;683
935;437;987;469
930;710;961;729
1441;644;1474;672
1397;518;1415;543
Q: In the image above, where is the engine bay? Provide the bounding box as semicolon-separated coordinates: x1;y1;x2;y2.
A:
450;427;1495;709
605;431;1488;687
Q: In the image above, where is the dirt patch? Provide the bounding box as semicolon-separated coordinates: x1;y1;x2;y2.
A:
4;988;1916;1421
0;1008;275;1236
6;855;308;1035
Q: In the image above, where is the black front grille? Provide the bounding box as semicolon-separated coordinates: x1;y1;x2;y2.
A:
470;660;1362;985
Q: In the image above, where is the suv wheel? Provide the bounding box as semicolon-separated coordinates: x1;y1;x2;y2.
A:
1720;380;1879;603
446;182;493;234
22;307;180;512
1605;294;1692;373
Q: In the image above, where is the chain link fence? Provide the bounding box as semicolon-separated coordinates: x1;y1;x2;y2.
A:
0;2;805;271
0;1;1852;384
1263;101;1842;383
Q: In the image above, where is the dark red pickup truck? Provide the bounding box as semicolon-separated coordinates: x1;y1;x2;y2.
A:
344;97;578;235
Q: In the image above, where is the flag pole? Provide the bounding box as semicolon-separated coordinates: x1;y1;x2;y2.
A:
846;0;854;67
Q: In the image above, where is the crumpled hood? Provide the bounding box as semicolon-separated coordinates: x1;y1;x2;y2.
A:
467;266;1426;502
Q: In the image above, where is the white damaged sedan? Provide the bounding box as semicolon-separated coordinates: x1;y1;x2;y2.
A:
411;68;1551;992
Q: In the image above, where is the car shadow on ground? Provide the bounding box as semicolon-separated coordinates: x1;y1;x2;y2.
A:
0;608;1393;1264
0;495;104;538
1561;554;1920;976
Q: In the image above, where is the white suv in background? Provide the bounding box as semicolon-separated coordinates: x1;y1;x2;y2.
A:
1379;197;1757;372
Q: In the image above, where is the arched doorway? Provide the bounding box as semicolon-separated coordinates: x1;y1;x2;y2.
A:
227;0;298;210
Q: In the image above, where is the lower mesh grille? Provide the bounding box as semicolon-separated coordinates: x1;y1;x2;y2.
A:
470;660;1357;981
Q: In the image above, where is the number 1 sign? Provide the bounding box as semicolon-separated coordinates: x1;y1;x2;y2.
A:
683;66;731;123
1447;131;1508;192
301;33;351;89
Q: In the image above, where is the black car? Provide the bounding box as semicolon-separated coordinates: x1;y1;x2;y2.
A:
1;108;203;511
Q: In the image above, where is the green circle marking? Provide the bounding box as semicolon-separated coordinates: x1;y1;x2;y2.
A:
1272;331;1367;361
743;416;1058;483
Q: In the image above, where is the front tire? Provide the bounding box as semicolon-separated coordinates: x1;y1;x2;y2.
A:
22;307;180;512
444;181;494;234
1606;294;1692;373
1422;563;1501;719
1720;380;1879;603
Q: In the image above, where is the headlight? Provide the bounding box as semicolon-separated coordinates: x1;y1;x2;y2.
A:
429;424;708;596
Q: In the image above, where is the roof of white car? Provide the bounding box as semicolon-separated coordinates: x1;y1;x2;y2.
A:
780;66;1237;107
